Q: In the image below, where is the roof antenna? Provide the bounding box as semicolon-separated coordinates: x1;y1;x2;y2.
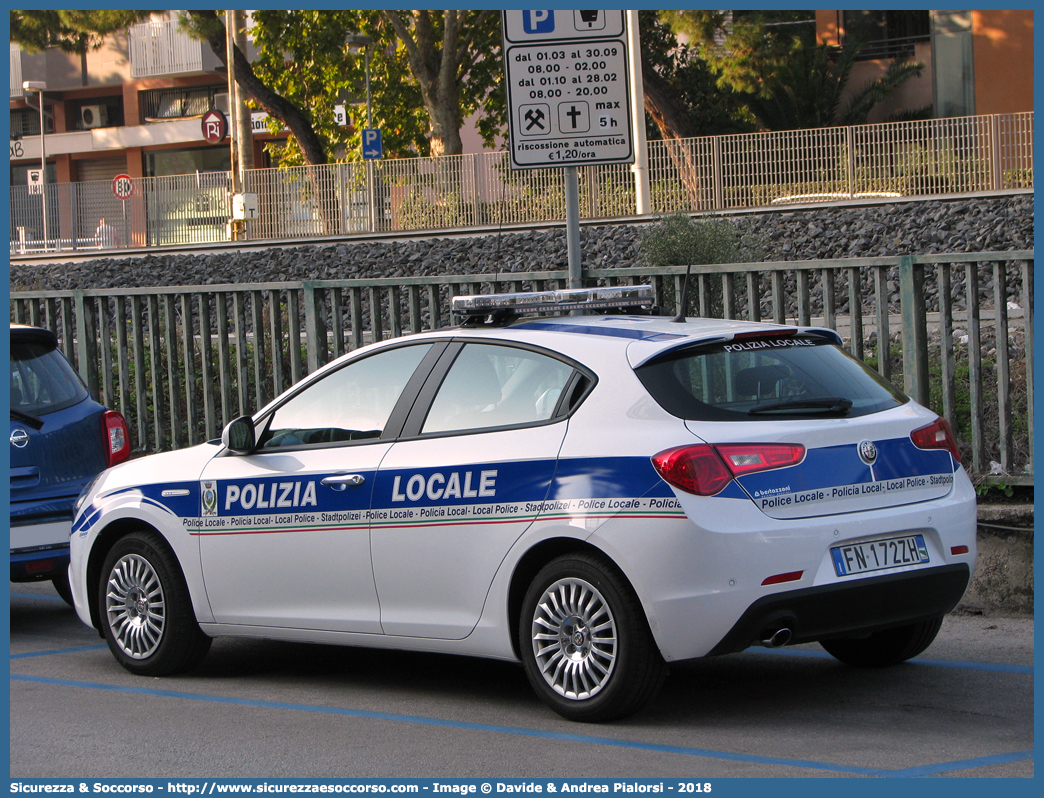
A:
671;262;693;322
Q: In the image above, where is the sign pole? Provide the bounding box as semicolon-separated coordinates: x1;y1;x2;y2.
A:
502;11;635;293
627;10;651;215
564;166;582;290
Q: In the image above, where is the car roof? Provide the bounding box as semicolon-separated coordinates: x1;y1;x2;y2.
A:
10;323;58;347
493;314;843;368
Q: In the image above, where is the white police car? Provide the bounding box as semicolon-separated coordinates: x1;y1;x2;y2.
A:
70;286;976;721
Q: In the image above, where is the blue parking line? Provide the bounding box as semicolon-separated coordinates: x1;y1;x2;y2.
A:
9;674;1034;777
10;591;67;603
753;646;1034;675
11;645;109;660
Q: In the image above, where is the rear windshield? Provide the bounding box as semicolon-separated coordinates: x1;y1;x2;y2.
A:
636;335;906;421
10;339;90;416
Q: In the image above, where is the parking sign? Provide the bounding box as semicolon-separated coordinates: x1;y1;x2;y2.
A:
502;10;633;169
363;129;383;160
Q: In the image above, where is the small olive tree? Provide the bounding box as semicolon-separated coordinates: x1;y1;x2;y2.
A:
639;211;762;319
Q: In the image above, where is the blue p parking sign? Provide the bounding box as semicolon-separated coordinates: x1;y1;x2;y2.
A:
363;129;383;160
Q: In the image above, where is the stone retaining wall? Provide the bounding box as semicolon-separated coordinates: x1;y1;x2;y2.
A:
11;194;1033;293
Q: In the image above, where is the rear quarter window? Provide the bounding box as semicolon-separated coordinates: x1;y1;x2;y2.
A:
10;339;90;416
635;336;907;421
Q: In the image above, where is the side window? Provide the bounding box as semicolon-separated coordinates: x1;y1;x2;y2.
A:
422;343;575;434
258;344;431;449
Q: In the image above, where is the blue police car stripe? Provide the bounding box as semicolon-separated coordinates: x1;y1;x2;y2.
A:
548;457;674;500
737;437;953;496
184;457;691;538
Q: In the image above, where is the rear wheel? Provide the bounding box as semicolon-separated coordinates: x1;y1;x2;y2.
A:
820;615;944;667
98;530;211;675
519;553;666;722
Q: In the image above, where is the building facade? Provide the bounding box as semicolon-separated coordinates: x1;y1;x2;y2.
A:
816;10;1034;123
10;14;277;194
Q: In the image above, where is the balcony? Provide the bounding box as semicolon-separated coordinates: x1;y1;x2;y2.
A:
10;45;23;98
130;18;211;78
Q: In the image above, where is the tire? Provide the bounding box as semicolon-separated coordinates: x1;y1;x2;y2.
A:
519;553;666;722
97;530;211;676
51;572;74;607
820;615;944;668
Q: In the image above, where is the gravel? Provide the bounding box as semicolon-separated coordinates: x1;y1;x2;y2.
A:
10;194;1032;293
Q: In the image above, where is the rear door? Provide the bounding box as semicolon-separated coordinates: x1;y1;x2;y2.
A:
370;341;580;639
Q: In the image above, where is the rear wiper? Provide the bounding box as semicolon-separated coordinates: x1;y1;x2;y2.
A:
10;408;44;430
748;397;853;416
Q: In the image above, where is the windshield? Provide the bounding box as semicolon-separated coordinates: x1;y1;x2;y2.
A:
10;338;90;416
635;336;907;421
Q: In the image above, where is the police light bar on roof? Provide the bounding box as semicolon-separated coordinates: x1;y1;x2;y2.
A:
452;285;654;318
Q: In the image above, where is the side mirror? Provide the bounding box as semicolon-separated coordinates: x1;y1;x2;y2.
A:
221;416;256;454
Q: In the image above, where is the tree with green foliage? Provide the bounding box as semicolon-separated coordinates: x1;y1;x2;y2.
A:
661;10;816;97
13;10;504;166
382;11;503;158
185;11;504;166
658;11;925;131
181;10;333;169
746;40;926;130
636;12;757;208
640;211;763;319
638;10;754;141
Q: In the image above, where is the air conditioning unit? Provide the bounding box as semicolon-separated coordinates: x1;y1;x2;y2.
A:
213;93;230;115
81;105;108;129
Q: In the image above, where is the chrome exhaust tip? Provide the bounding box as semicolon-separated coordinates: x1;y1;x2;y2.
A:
760;627;792;648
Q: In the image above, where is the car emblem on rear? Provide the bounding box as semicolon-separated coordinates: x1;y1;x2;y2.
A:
858;440;878;465
10;428;29;448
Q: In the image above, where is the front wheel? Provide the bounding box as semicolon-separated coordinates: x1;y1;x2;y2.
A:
819;615;944;667
519;553;666;722
98;530;211;676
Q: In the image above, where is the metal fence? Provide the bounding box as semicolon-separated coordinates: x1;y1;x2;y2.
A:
10;171;233;254
10;112;1033;254
10;250;1033;484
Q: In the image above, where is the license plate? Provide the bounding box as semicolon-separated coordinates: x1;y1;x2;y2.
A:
831;534;930;577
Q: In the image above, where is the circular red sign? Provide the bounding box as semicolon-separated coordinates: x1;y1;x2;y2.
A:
112;174;134;200
201;109;228;144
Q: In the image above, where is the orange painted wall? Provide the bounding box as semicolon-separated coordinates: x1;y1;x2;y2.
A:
973;10;1034;114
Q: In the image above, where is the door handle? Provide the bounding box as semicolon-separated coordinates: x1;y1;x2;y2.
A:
321;474;366;490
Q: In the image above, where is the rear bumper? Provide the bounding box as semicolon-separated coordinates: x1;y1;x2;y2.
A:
707;563;971;655
11;542;71;581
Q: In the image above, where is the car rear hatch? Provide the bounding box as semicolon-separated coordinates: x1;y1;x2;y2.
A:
634;330;959;519
10;327;108;522
685;409;956;518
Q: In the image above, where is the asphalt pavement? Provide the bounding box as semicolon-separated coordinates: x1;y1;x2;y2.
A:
9;579;1034;779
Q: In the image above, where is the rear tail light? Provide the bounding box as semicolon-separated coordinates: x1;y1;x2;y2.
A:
714;443;806;476
910;417;961;464
102;410;131;467
652;443;805;496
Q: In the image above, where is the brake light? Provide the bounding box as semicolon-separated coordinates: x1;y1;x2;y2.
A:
910;417;961;464
652;443;805;496
102;410;131;467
